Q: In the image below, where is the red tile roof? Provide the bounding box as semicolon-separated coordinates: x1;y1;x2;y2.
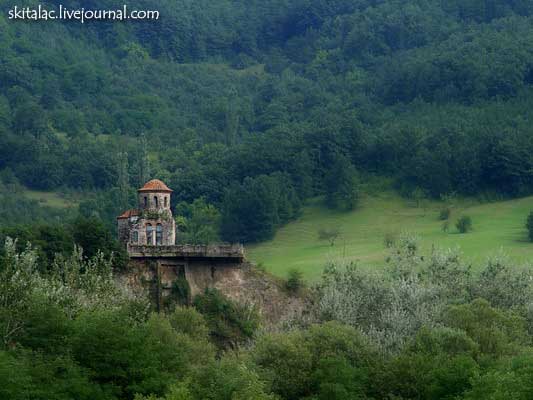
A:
117;209;140;219
137;179;173;193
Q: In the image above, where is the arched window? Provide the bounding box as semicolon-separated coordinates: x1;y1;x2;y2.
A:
131;231;139;244
156;224;163;245
143;196;147;207
154;196;158;207
164;196;167;208
146;224;154;245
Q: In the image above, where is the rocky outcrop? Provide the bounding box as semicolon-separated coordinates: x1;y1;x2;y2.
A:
116;259;308;325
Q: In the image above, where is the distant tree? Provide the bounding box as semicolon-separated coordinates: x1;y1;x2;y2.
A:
439;207;451;221
0;224;73;271
411;187;427;209
526;212;533;242
71;216;127;268
286;268;304;294
386;327;479;400
72;216;113;259
384;231;397;248
318;227;341;246
456;216;473;234
193;289;259;349
182;357;276;400
175;198;221;244
168;307;210;340
220;177;278;243
442;299;528;357
324;156;359;211
220;174;300;244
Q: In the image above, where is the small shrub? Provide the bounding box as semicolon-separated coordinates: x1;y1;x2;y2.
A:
439;207;451;221
286;268;304;294
193;288;260;349
169;275;191;307
255;262;267;273
441;220;450;233
456;216;472;234
384;231;397;248
318;227;341;246
526;211;533;242
411;187;427;208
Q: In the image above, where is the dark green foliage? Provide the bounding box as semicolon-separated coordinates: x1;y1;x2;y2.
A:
463;354;533;400
0;224;74;270
183;357;275;400
386;328;480;400
69;311;207;399
1;0;533;245
526;211;533;241
286;268;304;294
442;299;528;357
221;174;301;243
175;198;221;245
250;322;378;400
4;0;533;243
0;350;104;400
318;227;342;246
456;215;473;233
0;351;32;400
324;156;359;211
72;216;128;268
167;307;210;340
193;288;260;349
16;296;71;354
72;216;115;259
439;207;452;221
167;276;191;308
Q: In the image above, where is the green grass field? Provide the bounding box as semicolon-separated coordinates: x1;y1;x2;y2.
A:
246;193;533;281
23;190;77;209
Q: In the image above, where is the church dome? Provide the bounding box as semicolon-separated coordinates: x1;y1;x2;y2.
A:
138;179;173;193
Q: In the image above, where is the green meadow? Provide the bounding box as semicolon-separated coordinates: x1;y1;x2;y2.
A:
23;190;78;209
247;193;533;281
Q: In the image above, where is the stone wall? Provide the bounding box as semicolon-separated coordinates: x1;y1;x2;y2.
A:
117;218;131;244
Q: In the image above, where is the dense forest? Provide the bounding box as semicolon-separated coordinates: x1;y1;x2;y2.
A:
3;0;533;242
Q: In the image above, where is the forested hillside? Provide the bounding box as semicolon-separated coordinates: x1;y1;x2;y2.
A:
3;0;533;242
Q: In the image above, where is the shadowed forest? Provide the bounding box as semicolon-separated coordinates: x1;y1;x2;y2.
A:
3;0;533;242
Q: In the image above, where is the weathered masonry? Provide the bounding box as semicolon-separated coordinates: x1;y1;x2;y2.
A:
117;179;245;306
117;179;176;247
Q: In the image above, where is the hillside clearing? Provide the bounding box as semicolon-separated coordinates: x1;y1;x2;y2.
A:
23;190;78;209
247;193;533;281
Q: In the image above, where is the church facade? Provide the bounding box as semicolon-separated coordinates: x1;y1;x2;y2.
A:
117;179;176;248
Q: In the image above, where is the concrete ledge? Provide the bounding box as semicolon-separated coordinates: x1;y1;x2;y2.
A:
127;244;245;260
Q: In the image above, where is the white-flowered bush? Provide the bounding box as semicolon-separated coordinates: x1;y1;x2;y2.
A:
0;237;149;345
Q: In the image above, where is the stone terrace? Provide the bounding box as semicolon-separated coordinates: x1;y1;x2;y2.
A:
126;244;245;261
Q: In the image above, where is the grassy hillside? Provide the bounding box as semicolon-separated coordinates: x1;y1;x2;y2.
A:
247;193;533;280
23;190;78;209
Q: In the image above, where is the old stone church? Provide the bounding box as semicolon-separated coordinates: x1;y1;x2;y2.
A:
117;179;244;307
116;179;305;322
